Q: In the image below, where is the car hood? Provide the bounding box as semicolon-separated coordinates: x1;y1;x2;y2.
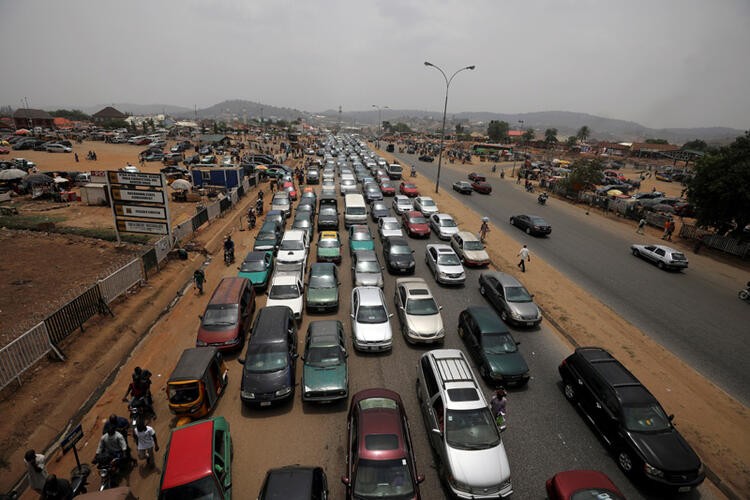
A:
447;442;511;488
420;207;438;215
486;352;529;376
354;271;383;287
436;263;465;275
266;296;302;314
242;364;291;393
382;229;403;238
389;254;415;267
438;227;459;237
237;270;269;285
509;301;541;319
277;249;305;263
317;247;340;257
627;429;702;472
354;322;392;342
406;313;443;335
303;364;347;392
319;214;338;222
409;223;430;232
463;249;490;262
307;287;337;303
254;239;276;250
350;241;375;252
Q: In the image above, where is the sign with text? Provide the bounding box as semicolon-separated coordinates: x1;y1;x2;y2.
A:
61;424;83;454
90;170;107;183
115;203;167;220
116;219;169;235
107;171;164;188
111;187;165;204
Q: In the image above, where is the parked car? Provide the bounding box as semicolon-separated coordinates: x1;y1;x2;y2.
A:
258;465;329;499
468;172;486;182
479;271;542;327
402;211;430;238
416;349;512;498
379;180;396;196
237;251;273;291
399;182;419;197
509;214;551;236
266;274;304;320
254;221;283;254
282;181;298;201
301;320;348;403
383;236;415;274
451;231;490;267
45;143;72;153
452;180;473;195
369;201;390;221
352;250;384;288
291;215;313;242
559;347;705;491
392;195;413;215
458;306;530;386
378;216;403;240
546;470;624;500
271;193;292;218
351;286;393;352
306;263;340;313
394;278;444;344
317;205;339;231
342;389;424;499
348;225;374;254
471;181;492;194
429;213;459;240
196;277;255;352
277;229;308;265
413;196;438;216
425;244;466;285
630;244;688;271
363;182;383;203
316;231;342;264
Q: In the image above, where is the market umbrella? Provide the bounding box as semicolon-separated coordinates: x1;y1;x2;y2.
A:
170;179;192;191
254;165;268;171
606;189;623;196
23;173;55;185
0;168;28;180
14;129;30;135
53;176;70;184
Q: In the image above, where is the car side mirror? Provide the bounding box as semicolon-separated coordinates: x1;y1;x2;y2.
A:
388;313;394;318
439;305;443;310
198;315;204;321
530;293;535;298
350;313;355;319
417;474;425;484
431;428;443;436
237;358;245;365
516;341;521;346
293;353;299;360
341;476;350;486
236;266;241;271
668;414;675;421
301;355;306;361
411;249;415;253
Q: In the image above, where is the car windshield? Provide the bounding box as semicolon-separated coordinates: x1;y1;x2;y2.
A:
408;216;427;225
383;222;400;231
405;297;438;316
310;274;336;288
353;458;414;499
202;305;238;327
348;207;366;215
245;343;288;373
167;382;199;405
356;261;380;273
161;475;223;500
622;403;671;432
320;207;337;216
530;216;547;225
464;240;484;251
440;219;457;227
256;232;276;242
397;200;411;207
482;333;517;354
240;259;266;272
505;286;532;302
351;231;371;241
269;284;300;299
372;203;387;211
445;408;501;450
437;253;461;265
306;345;343;368
403;184;416;189
280;239;304;251
273;198;289;206
421;199;435;207
357;305;387;324
671;252;687;261
319;239;340;248
390;244;411;255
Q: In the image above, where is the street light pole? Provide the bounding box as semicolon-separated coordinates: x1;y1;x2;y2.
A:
424;62;476;193
372;105;389;146
513;119;524;177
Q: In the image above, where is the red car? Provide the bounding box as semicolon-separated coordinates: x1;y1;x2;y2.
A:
402;211;430;238
282;181;298;200
471;181;492;194
380;181;396;196
468;172;486;182
342;389;424;499
399;182;419;197
546;470;624;500
0;146;10;155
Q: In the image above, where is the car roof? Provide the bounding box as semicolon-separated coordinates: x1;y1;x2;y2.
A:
243;251;268;262
354;249;378;261
169;347;219;382
483;271;522;288
263;466;319;498
397;279;434;298
434;213;453;220
355;286;384;305
427;244;454;254
386;236;409;246
405;211;424;217
455;231;479;241
207;277;248;305
161;418;219;490
351;389;407;461
271;274;299;285
308;320;343;343
395;195;409;201
464;306;510;334
310;262;336;275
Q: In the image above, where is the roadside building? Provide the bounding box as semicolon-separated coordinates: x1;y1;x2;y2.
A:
91;106;127;124
13;108;54;130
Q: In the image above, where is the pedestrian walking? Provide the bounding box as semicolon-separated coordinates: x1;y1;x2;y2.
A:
636;218;646;234
665;219;675;241
74;153;79;163
517;245;530;272
133;420;159;468
193;269;206;295
490;388;508;431
25;449;48;493
479;217;490;242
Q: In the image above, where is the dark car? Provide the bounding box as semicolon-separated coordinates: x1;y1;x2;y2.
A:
258;465;329;499
458;306;530;386
546;470;624;500
471;181;492;194
468;172;486;182
301;320;348;403
253;221;283;254
370;201;390;221
418;155;434;162
342;388;424;499
306;262;340;313
364;183;383;203
160;165;188;175
383;236;416;274
237;251;274;291
402;211;430;238
509;214;551;236
265;210;286;229
452;181;473;195
317;205;339;231
306;168;320;184
559;347;705;491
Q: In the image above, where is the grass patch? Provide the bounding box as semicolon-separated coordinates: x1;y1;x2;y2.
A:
0;215;152;244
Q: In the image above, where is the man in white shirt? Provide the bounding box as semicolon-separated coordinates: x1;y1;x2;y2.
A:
517;245;530;272
133;420;160;468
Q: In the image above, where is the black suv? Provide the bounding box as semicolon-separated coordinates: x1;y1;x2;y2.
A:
258;465;328;499
558;347;704;492
382;236;415;274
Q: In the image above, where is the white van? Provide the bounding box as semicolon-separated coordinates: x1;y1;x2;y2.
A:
344;193;367;227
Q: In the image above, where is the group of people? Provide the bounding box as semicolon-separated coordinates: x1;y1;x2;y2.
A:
85;150;97;161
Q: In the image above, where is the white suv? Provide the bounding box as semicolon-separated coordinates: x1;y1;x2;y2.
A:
416;349;512;498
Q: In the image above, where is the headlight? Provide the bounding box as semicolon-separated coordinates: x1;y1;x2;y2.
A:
438;271;447;277
436;328;445;337
196;340;207;346
275;386;292;397
407;261;415;267
241;391;256;399
447;473;471;493
510;310;522;320
644;463;664;478
223;338;239;346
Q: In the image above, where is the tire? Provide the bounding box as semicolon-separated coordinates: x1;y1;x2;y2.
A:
657;261;665;270
509;217;515;226
740;290;750;300
500;310;508;322
525;227;531;235
479;284;486;296
618;450;635;475
563;381;576;401
632;248;640;257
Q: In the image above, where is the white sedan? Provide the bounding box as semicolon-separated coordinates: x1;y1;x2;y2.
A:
351;287;393;352
430;213;460;240
630;244;688;271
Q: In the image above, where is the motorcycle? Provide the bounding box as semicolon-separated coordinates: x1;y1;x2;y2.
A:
128;395;155;428
256;199;264;215
248;213;256;230
94;454;123;491
537;194;548;205
739;281;750;302
224;248;234;266
71;463;91;495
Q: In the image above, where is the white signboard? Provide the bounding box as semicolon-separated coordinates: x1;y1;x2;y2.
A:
116;220;169;235
90;170;107;183
111;187;165;204
107;171;164;187
115;204;167;220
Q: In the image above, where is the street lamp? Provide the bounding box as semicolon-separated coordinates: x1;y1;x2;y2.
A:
424;62;476;193
513;119;524;177
372;105;389;148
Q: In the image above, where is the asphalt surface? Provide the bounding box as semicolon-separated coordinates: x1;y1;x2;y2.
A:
197;173;710;499
396;152;750;406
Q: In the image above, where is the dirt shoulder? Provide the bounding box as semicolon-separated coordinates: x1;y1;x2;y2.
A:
383;149;748;497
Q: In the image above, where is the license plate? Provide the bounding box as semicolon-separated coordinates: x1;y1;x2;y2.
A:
678;487;691;493
260;401;271;407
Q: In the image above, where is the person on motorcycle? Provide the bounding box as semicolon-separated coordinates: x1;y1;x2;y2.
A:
538;192;548;204
41;474;73;500
93;425;127;469
256;197;263;214
103;414;135;464
224;235;235;263
123;367;154;418
410;165;417;177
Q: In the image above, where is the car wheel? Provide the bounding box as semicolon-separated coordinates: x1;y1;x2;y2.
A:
500;310;509;322
458;325;465;338
509;217;515;225
632;248;640;257
618;450;635;475
657;261;665;270
525;227;531;235
563;382;576;401
479;364;489;380
479;284;486;296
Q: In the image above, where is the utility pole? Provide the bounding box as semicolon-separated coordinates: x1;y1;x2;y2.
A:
337;105;342;134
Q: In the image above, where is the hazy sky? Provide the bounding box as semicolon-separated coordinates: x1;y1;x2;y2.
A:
2;0;749;129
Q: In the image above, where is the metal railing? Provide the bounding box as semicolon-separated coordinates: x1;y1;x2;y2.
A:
98;259;144;304
0;322;53;391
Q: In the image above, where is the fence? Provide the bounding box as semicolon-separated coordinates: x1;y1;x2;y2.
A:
680;223;750;258
44;285;107;345
0;322;53;390
98;259;144;304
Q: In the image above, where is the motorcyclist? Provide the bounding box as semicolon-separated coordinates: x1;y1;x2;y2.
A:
103;414;135;464
93;425;127;470
256;197;263;215
224;235;235;263
123;367;154;418
248;210;257;229
410;166;417;177
538;192;548;204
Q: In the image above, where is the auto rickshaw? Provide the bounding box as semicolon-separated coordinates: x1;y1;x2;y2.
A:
167;347;229;426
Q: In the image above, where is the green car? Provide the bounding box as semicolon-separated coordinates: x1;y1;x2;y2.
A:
458;306;530;386
348;224;375;254
237;251;274;291
316;231;342;264
302;320;348;403
306;263;339;313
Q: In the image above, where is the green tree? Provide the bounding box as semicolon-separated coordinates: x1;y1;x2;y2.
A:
687;131;750;235
102;119;128;130
576;125;590;142
682;139;708;151
393;122;412;133
544;128;558;147
565;136;578;148
522;128;535;143
645;138;668;144
560;158;604;193
455;123;464;135
50;109;91;121
487;120;510;142
382;121;392;133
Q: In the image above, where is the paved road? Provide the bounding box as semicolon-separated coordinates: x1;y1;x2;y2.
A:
397;152;750;406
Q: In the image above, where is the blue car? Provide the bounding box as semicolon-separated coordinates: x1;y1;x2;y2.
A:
238;251;274;291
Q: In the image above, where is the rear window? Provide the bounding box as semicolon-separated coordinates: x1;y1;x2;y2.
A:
365;434;399;451
447;388;480;402
347;207;366;215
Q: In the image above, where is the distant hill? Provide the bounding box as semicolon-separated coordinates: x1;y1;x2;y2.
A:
81;103;194;116
183;100;311;122
321;108;744;144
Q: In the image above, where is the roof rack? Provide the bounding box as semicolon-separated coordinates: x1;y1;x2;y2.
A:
433;352;478;390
